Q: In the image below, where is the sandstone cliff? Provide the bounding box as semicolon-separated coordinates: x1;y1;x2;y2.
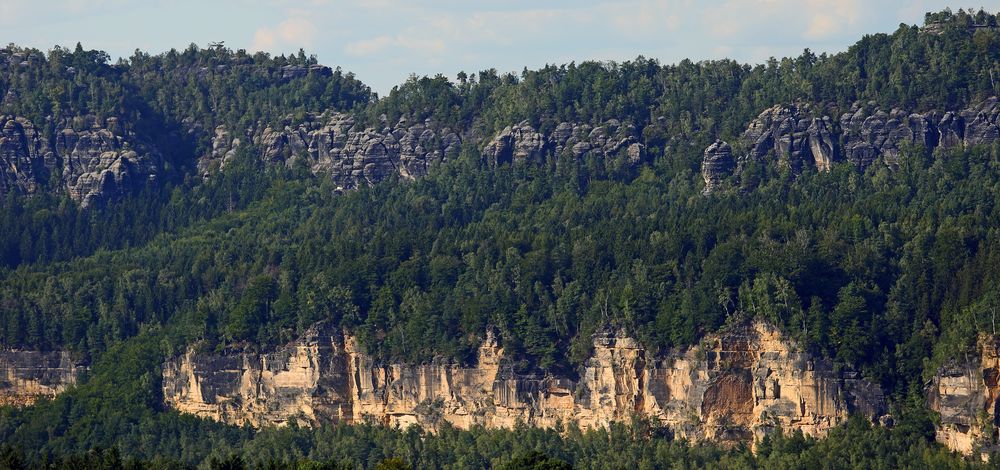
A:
481;119;644;167
201;112;462;190
928;336;1000;459
702;140;734;194
202;114;645;189
0;114;159;207
0;350;87;407
702;97;1000;193
163;321;884;444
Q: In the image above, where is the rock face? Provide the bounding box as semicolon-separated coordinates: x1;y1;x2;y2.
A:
56;116;158;207
742;104;835;173
0;115;158;207
205;115;646;188
702;140;734;194
839;106;938;169
203;112;462;189
0;350;87;407
928;336;1000;458
481;119;645;167
0;116;55;196
703;97;1000;192
163;321;885;444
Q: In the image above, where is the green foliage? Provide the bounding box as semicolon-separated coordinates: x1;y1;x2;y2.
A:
1;9;1000;468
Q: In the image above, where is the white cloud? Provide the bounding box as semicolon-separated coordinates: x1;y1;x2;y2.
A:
802;0;863;39
344;6;575;62
345;36;394;56
0;0;28;25
251;12;318;52
607;0;685;37
345;34;446;58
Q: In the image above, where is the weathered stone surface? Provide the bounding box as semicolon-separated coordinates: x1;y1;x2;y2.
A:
204;112;462;189
741;104;836;173
702;140;734;194
163;321;885;445
0;350;87;407
962;97;1000;148
56;117;159;207
482;122;545;165
481;119;643;167
0;114;158;207
707;97;1000;183
840;106;937;169
0;116;55;195
929;336;1000;459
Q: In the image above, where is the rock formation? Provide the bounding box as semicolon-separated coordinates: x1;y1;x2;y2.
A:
0;114;158;207
56;116;159;207
163;321;885;445
702;140;734;194
481;119;645;167
0;350;87;407
928;335;1000;459
202;112;462;189
839;105;937;169
0;116;55;196
742;104;836;173
204;115;647;189
702;97;1000;192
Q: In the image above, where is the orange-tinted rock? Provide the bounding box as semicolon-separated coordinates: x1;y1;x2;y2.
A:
163;321;885;444
0;350;87;407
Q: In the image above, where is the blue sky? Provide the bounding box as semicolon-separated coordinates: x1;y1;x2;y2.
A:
0;1;989;95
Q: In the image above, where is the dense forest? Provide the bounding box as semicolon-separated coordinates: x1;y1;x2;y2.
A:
1;7;1000;468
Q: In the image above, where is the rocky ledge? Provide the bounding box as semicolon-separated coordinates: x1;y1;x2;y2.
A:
703;97;1000;193
928;336;1000;459
0;350;87;407
481;119;645;167
201;112;462;190
203;114;646;190
0;114;158;207
163;321;884;445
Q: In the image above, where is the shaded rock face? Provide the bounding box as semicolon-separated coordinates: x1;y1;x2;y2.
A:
702;140;734;194
964;97;1000;148
56;116;158;207
203;113;462;189
703;97;1000;192
0;116;55;195
929;336;1000;458
481;119;645;167
0;115;158;207
163;321;884;445
839;106;938;169
742;104;836;173
207;115;645;188
0;351;87;407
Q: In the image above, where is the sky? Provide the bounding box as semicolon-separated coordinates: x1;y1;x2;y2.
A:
0;1;992;95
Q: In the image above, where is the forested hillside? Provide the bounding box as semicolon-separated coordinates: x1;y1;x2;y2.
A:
1;7;1000;468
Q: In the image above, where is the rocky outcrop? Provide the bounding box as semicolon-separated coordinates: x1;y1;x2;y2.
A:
0;114;158;207
163;321;884;445
742;104;835;173
482;119;645;167
702;140;734;194
963;97;1000;148
56;116;158;207
929;336;1000;459
482;122;545;165
0;116;55;195
703;97;1000;189
205;115;646;188
839;105;938;169
0;350;87;407
203;112;462;189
